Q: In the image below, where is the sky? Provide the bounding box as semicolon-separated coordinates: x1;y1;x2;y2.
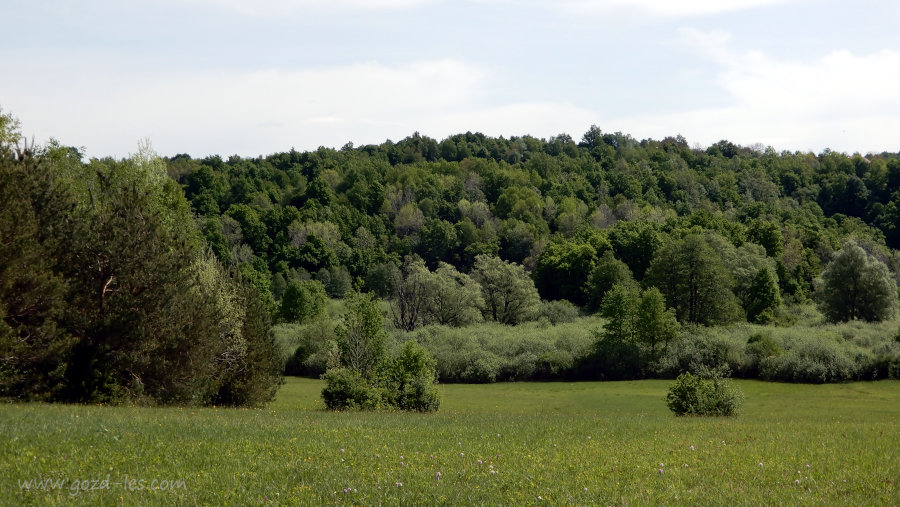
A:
2;0;899;158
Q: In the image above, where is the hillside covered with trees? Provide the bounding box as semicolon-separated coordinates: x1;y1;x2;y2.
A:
2;104;900;405
165;126;900;386
167;128;900;324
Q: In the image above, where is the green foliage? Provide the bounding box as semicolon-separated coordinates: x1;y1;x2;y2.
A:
336;291;387;379
321;367;382;410
746;267;782;323
276;320;338;377
760;337;863;383
666;368;743;416
743;331;783;377
472;254;540;325
533;239;597;305
380;340;441;412
402;318;598;383
325;295;440;411
420;262;484;327
608;221;662;280
585;250;635;311
164;125;900;336
212;283;284;407
746;219;784;257
0;106;21;147
535;299;580;325
817;242;898;322
655;329;746;377
647;233;743;325
279;279;327;324
594;284;679;378
0;138;281;406
0;143;74;400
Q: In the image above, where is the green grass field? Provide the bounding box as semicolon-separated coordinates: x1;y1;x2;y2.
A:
2;378;898;505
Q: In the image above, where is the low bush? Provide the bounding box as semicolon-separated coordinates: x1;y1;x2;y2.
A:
535;300;580;325
666;367;743;416
760;337;864;383
398;318;598;383
320;368;382;410
381;341;441;412
654;328;745;378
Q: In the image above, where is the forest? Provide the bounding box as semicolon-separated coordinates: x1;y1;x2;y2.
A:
2;105;900;407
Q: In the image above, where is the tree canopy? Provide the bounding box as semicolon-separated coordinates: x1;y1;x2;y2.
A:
154;125;899;329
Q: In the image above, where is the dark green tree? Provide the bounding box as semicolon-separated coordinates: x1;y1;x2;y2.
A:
646;234;742;325
472;254;540;325
0;143;74;400
533;239;597;305
586;250;635;311
609;221;662;280
279;279;327;324
745;267;782;323
817;242;898;322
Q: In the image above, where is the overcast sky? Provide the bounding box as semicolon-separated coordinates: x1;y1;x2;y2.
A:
3;0;899;158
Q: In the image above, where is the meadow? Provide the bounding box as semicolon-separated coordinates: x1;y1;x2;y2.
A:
2;378;898;505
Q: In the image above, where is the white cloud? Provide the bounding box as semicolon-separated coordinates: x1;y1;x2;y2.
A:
189;0;435;16
1;58;598;157
563;0;809;17
608;30;900;153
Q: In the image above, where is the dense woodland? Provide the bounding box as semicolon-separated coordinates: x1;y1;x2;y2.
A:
166;128;900;321
164;126;900;389
2;104;900;406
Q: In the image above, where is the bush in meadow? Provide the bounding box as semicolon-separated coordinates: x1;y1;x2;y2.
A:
380;340;440;412
666;367;743;416
322;294;440;411
321;367;382;410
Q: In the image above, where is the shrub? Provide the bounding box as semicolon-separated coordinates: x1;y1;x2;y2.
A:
742;331;783;377
322;334;440;411
536;299;580;325
381;340;441;412
275;320;337;377
655;329;745;378
462;353;502;383
760;338;862;383
321;368;381;410
399;318;597;383
666;368;743;416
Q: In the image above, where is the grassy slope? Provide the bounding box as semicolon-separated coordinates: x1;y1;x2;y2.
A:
2;378;898;505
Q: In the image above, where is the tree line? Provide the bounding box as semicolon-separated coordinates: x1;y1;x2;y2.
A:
3;104;899;406
165;129;899;328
